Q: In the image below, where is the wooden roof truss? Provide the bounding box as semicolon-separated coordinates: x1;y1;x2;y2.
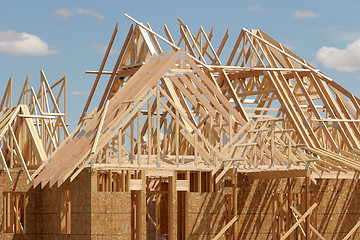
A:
32;15;360;187
0;72;68;183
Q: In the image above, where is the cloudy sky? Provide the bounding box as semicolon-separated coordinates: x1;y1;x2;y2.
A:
1;0;360;130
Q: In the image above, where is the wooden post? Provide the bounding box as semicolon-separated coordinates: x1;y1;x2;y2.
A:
148;98;152;164
131;119;134;164
135;170;146;240
252;137;256;167
15;195;19;233
164;114;168;155
108;170;113;192
156;88;161;166
168;172;177;240
210;113;214;146
185;171;190;240
194;131;198;166
118;128;122;164
232;169;238;240
197;171;201;192
126;170;130;192
279;193;283;238
272;194;277;240
10;131;14;168
220;112;223;152
121;170;126;192
210;171;214;192
287;178;293;240
271;121;274;166
137;109;141;165
175;109;179;165
229;111;233;143
156;178;160;237
287;134;291;168
105;145;110;163
305;170;310;240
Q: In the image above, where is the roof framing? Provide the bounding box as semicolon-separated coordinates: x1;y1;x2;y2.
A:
32;15;360;187
0;72;68;183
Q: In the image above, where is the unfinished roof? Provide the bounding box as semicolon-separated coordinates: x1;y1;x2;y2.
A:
0;71;68;183
33;15;360;188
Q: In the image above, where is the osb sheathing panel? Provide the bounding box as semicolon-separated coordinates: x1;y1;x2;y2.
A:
235;178;294;238
32;170;92;240
90;191;132;239
172;177;358;239
234;177;360;240
313;178;360;239
0;171;35;240
0;171;359;239
187;192;227;238
0;234;35;240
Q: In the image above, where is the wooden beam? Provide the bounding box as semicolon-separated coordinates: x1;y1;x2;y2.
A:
343;221;360;240
241;169;308;180
91;100;109;154
168;173;176;240
212;215;239;240
305;171;310;240
80;23;118;123
290;206;325;240
9;125;31;182
124;14;212;70
280;203;317;240
98;25;134;111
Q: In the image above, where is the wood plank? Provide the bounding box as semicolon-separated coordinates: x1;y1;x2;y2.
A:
290;206;325;240
280;203;317;240
91;100;109;154
124;14;212;70
343;221;360;240
78;25;118;121
212;215;239;240
242;169;307;179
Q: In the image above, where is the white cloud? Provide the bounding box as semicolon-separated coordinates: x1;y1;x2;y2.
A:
53;7;104;20
316;38;360;72
90;44;117;54
76;8;104;20
0;30;59;56
54;8;73;19
70;91;90;96
248;5;261;12
292;10;318;19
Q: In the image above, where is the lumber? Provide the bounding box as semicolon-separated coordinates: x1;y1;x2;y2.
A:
280;203;317;240
343;221;360;240
212;215;239;240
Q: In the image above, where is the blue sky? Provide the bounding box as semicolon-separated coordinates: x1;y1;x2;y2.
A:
2;0;360;131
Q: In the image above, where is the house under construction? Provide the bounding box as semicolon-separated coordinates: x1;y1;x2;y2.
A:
0;14;360;239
